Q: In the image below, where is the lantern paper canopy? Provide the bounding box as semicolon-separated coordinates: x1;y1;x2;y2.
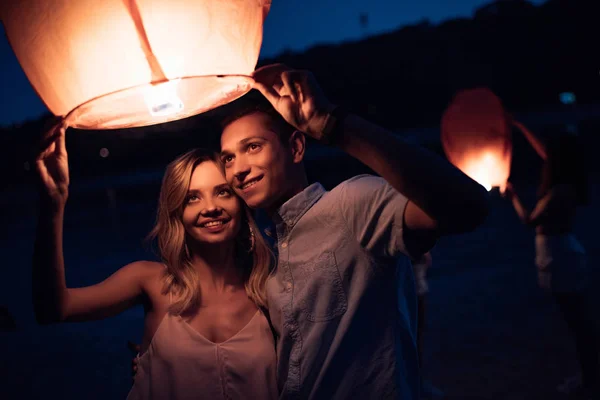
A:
441;88;512;192
1;0;271;129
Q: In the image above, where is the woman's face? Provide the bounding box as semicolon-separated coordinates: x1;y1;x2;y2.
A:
182;161;242;246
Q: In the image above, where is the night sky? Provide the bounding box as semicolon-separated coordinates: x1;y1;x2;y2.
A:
0;0;546;127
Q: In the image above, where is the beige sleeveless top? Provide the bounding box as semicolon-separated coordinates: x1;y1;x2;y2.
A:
127;306;278;400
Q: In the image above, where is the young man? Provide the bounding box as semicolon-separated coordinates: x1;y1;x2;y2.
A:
218;64;489;399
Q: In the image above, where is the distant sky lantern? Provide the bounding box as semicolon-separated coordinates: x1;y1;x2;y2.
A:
441;88;512;192
0;0;271;129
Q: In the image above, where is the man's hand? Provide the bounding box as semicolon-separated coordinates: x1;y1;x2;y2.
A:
252;64;335;141
127;340;141;381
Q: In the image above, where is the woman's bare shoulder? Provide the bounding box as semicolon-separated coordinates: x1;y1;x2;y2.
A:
126;261;171;307
122;260;167;286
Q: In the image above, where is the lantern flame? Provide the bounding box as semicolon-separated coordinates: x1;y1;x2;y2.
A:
462;152;506;192
144;79;184;117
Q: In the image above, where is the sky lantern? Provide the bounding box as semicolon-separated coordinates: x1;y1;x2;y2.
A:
441;88;512;192
0;0;271;129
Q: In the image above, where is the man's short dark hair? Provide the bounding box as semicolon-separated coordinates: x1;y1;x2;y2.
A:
218;90;296;144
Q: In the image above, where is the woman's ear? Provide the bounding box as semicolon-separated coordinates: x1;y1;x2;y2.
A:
288;130;306;164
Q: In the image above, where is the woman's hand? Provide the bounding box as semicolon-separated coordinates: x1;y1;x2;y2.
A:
35;118;69;209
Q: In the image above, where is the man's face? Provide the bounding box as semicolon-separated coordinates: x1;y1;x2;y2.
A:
220;112;293;210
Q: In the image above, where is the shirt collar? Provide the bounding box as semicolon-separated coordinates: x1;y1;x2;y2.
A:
273;182;326;229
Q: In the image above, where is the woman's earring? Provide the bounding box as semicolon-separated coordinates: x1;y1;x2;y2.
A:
248;221;255;253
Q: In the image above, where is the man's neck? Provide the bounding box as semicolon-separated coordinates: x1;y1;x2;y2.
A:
265;179;309;218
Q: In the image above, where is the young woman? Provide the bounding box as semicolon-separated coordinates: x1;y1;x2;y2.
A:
32;121;278;399
505;122;598;398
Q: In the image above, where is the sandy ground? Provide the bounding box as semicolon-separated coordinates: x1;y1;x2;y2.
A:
0;173;598;400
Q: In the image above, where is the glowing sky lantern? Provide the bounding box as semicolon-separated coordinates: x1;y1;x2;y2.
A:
441;88;512;192
0;0;271;129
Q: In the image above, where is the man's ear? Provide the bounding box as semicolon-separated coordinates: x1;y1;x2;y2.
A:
288;130;306;164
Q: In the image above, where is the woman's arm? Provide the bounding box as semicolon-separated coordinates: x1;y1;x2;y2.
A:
32;122;151;324
34;215;151;323
505;183;531;224
504;183;575;228
59;262;155;322
32;120;70;323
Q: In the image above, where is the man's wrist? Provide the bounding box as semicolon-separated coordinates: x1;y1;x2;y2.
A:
319;105;348;146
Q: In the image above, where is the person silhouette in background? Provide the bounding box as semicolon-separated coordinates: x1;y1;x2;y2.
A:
505;122;598;399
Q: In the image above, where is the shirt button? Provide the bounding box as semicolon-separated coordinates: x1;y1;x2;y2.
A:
281;242;288;249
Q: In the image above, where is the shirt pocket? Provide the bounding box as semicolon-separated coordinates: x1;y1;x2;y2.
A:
297;251;347;322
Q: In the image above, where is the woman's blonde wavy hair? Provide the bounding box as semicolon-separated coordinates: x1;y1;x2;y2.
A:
147;148;272;315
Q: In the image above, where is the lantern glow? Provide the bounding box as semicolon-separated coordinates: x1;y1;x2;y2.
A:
1;0;271;129
441;88;512;193
460;151;507;191
144;80;184;117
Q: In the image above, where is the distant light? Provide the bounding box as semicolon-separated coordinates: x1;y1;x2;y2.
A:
559;92;576;105
99;148;110;158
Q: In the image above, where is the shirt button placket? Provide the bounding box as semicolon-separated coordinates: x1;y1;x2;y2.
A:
280;237;292;293
280;231;300;398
